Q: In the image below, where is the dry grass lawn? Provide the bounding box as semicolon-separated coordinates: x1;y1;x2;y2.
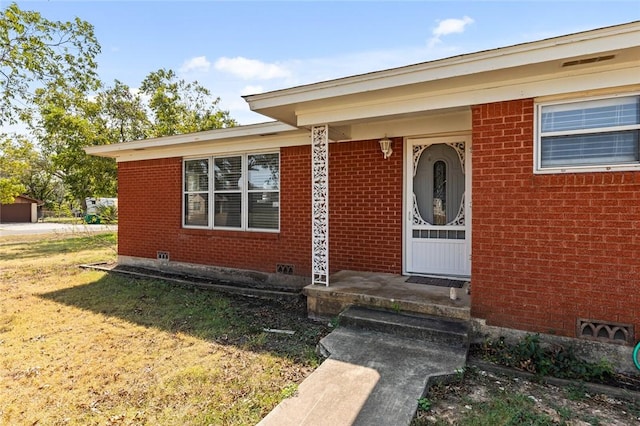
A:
0;232;327;425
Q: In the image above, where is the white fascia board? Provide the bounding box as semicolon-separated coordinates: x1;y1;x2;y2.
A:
109;131;310;163
244;22;640;112
296;63;640;126
84;121;305;161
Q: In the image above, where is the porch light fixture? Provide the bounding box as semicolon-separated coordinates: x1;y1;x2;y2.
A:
379;136;393;159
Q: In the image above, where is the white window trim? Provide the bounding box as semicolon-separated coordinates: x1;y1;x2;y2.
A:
182;151;280;232
534;93;640;174
183;157;210;229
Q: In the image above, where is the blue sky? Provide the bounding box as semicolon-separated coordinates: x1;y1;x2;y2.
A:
9;1;640;124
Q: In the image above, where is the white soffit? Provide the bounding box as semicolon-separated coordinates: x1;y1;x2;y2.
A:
244;21;640;126
85;121;308;162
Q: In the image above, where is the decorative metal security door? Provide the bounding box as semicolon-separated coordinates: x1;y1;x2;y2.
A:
406;136;470;277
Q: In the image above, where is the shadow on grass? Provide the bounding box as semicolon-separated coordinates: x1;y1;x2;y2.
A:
0;233;117;261
39;273;328;364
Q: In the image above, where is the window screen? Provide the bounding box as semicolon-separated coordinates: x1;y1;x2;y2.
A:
538;95;640;169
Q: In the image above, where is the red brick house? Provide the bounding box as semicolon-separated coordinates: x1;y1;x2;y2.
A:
87;22;640;350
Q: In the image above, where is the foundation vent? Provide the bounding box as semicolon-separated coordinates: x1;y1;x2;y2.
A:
577;319;633;345
276;264;294;275
157;251;170;262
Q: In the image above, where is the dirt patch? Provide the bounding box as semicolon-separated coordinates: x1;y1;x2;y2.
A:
413;363;640;425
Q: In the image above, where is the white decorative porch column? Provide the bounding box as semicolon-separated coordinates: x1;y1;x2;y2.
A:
311;125;329;286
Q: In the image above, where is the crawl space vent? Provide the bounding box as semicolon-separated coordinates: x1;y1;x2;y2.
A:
577;319;633;345
276;264;294;275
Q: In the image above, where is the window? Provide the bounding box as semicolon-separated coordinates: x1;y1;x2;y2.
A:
433;160;446;225
536;94;640;172
184;159;209;226
183;152;279;231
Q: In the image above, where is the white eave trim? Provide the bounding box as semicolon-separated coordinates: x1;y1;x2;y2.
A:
85;121;306;161
295;65;640;126
244;21;640;111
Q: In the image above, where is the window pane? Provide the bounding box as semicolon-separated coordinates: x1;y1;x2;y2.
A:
214;192;241;227
214;156;242;190
542;96;640;133
433;160;446;225
184;159;209;192
248;192;279;229
184;193;209;226
541;130;639;167
248;154;279;190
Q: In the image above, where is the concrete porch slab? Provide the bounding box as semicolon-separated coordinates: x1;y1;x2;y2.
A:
303;270;470;321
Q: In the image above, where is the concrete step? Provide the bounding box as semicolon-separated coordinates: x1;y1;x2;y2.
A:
303;271;471;322
339;306;469;349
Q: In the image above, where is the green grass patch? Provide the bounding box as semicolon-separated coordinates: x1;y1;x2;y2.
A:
460;392;555;425
0;232;327;425
0;232;117;260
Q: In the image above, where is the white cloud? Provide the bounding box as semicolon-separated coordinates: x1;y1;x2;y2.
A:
179;56;211;73
433;16;474;37
429;16;474;47
214;57;291;80
240;85;264;96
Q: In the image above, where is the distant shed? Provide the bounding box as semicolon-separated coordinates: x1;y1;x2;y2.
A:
0;195;43;223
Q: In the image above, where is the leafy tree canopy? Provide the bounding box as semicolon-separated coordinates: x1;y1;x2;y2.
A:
0;134;33;203
32;84;118;202
140;68;237;137
2;4;237;207
0;2;100;125
97;80;150;143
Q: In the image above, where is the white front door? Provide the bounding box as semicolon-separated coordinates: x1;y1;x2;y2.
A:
405;136;471;278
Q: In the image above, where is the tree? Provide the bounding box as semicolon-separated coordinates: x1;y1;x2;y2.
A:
1;4;239;208
97;80;149;143
0;3;100;125
140;68;237;137
32;84;117;203
0;134;32;203
19;145;65;208
32;69;240;205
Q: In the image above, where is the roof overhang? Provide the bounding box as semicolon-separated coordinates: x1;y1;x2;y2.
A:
86;21;640;162
244;21;640;131
85;121;308;162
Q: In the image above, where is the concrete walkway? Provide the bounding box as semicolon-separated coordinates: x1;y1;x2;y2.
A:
259;327;467;426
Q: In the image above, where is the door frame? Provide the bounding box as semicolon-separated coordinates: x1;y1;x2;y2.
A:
402;134;472;278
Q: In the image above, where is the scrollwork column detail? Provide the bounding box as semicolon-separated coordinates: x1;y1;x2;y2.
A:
312;125;329;286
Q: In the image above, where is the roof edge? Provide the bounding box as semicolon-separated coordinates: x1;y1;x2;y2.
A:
243;20;640;106
85;121;300;155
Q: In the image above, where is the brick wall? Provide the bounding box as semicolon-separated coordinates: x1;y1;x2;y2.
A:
117;139;405;280
118;145;312;276
118;157;181;259
329;138;403;273
471;99;640;340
